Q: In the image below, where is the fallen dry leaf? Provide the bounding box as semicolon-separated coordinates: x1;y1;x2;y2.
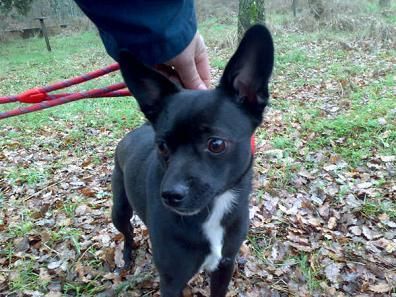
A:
324;262;341;284
80;187;96;197
380;155;395;162
349;226;362;236
327;217;337;230
369;282;392;293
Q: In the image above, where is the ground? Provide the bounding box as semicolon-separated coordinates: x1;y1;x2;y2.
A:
0;2;395;296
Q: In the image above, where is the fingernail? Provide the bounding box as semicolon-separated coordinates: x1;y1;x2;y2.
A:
197;83;207;90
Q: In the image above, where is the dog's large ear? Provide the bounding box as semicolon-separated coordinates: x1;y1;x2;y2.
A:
219;24;274;126
119;51;180;122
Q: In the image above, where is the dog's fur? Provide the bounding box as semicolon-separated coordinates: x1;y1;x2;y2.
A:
112;25;274;297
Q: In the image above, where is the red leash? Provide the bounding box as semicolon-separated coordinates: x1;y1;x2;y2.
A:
0;63;130;120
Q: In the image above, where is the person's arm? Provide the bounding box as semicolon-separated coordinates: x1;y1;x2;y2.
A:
75;0;210;89
74;0;196;65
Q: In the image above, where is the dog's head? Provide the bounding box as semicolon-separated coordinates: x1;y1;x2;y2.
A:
119;25;274;215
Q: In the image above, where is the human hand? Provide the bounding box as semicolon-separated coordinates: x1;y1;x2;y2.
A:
162;32;211;90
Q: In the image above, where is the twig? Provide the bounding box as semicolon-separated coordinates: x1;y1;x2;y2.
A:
23;178;66;201
43;242;60;256
338;81;344;97
77;242;99;262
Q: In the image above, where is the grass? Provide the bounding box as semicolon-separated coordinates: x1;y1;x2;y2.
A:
64;279;106;296
9;262;47;293
63;201;78;218
266;162;298;192
199;16;236;48
277;48;309;65
271;136;295;151
247;233;273;262
55;227;82;254
266;41;395;167
295;254;321;293
362;198;396;219
302;95;395;166
0;31;143;134
8;221;34;237
114;271;156;295
5;167;48;185
211;57;227;69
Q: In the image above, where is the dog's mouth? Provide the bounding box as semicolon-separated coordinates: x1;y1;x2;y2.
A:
162;202;202;216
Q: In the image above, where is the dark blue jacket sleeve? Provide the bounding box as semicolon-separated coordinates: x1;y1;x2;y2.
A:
74;0;197;65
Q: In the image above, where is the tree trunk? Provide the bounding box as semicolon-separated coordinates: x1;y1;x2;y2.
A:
308;0;324;19
379;0;390;7
238;0;265;41
291;0;298;17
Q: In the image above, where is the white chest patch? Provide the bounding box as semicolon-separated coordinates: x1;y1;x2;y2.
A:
200;190;237;272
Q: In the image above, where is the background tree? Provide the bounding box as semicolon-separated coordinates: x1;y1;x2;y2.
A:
291;0;298;17
0;0;33;16
308;0;324;19
238;0;265;40
379;0;390;8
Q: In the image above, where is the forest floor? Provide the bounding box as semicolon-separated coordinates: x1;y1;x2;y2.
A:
1;3;395;297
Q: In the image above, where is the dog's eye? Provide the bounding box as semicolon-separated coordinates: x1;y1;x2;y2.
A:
157;142;170;158
207;138;226;154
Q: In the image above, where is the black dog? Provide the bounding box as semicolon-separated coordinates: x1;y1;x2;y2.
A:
112;24;274;297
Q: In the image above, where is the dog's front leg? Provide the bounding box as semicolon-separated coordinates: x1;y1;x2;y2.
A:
159;273;187;297
209;257;235;297
157;252;197;297
111;164;134;269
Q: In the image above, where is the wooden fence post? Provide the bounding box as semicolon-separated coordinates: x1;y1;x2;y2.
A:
35;17;51;52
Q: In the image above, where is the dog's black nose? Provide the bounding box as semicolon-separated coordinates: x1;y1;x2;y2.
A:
161;184;188;207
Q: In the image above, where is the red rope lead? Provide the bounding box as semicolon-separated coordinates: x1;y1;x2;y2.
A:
0;63;133;120
0;83;128;120
1;63;121;105
39;63;121;92
0;90;130;104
